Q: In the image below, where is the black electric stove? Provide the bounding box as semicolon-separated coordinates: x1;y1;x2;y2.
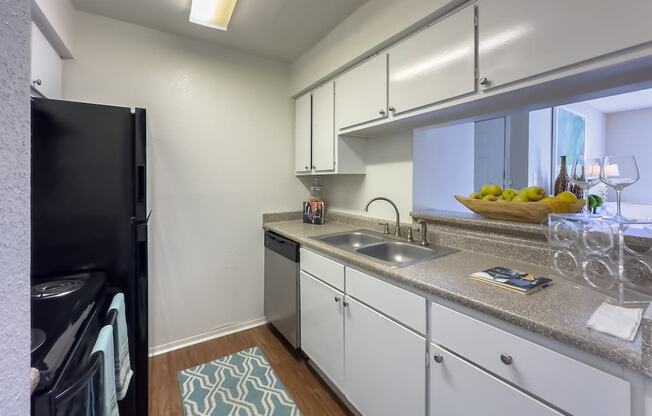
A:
31;272;109;416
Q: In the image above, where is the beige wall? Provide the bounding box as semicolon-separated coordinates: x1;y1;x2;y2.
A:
64;11;307;351
322;129;414;221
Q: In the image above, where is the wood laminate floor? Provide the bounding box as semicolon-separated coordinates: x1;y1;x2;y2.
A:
149;324;352;416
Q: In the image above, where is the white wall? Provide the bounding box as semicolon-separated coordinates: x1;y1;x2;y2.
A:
528;108;553;193
31;0;75;57
605;107;652;203
321;129;413;221
413;123;474;211
0;0;30;413
63;11;307;350
290;0;456;95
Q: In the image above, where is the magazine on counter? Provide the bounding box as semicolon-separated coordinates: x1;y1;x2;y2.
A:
469;266;552;294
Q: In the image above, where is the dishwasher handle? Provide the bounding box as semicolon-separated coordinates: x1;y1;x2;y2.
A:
265;231;299;262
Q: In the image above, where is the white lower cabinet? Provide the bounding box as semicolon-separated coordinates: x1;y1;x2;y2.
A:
299;251;636;416
299;271;344;388
345;297;426;416
429;344;561;416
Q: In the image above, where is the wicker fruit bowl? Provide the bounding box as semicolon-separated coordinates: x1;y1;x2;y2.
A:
454;195;586;224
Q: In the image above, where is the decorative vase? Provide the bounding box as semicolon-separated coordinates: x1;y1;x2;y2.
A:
554;156;581;197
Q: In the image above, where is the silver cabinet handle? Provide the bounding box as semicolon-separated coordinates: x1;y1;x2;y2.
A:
479;77;489;86
32;79;42;86
433;354;444;364
334;297;340;303
379;109;386;115
500;353;513;365
388;106;396;112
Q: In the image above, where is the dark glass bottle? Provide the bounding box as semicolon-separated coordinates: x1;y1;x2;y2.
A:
553;156;580;197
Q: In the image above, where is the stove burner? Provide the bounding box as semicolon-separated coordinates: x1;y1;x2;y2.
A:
31;328;47;353
32;279;84;299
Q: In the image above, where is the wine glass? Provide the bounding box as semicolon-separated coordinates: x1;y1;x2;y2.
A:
600;155;639;219
571;158;602;214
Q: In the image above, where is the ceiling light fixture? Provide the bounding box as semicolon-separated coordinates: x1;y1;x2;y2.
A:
189;0;238;31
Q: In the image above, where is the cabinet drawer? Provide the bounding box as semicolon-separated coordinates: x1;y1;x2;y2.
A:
431;302;630;416
300;248;344;290
430;344;562;416
346;267;425;334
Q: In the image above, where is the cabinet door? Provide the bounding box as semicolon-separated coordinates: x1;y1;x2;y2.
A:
312;82;335;172
430;344;562;416
336;54;388;129
300;271;344;388
388;5;475;115
478;0;652;89
294;93;312;173
345;297;426;416
31;22;62;99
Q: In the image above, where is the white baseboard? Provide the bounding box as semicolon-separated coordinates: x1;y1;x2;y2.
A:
148;317;268;357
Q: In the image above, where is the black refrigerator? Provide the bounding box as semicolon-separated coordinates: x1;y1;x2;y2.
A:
31;98;149;416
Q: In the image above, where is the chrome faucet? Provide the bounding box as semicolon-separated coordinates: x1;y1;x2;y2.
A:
364;197;401;237
407;220;430;246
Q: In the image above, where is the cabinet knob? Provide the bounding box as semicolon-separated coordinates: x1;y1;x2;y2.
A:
343;300;349;307
32;79;42;86
379;109;386;116
388;106;396;113
334;297;340;303
479;77;489;86
500;353;513;365
304;166;309;171
433;354;444;364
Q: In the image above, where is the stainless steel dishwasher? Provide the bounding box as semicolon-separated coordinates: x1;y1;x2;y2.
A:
264;231;300;348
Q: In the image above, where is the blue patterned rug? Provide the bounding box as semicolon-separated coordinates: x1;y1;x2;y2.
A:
178;347;301;416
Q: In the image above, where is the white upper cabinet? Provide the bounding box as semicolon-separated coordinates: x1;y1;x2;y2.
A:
31;22;62;99
478;0;652;89
294;93;312;173
335;54;388;130
345;297;426;416
388;5;476;115
311;82;336;172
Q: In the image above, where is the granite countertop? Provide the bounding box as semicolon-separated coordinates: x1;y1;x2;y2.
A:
264;219;651;377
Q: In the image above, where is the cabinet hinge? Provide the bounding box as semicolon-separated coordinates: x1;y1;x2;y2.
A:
425;351;430;368
474;14;478;27
474;67;478;80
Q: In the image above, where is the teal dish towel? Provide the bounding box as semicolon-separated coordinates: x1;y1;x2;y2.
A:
109;293;133;400
92;325;119;416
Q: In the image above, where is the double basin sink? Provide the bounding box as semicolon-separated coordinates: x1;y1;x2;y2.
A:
312;229;457;268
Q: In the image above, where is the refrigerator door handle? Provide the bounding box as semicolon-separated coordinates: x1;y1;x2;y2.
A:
136;165;146;202
132;210;152;225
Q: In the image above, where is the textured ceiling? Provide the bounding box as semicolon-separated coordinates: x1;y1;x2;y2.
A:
71;0;367;62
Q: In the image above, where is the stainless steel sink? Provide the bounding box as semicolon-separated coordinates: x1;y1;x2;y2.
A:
313;230;457;268
355;241;457;267
316;230;384;250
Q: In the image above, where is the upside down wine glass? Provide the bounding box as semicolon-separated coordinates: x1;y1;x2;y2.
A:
600;155;639;219
571;158;602;215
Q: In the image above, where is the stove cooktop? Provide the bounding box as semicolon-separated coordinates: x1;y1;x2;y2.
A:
30;272;108;391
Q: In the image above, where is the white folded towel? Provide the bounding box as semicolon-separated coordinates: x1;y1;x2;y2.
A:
92;325;119;416
586;302;644;341
109;293;133;400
